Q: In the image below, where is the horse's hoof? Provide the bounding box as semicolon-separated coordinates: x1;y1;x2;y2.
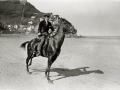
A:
26;69;29;72
26;69;32;74
45;72;47;77
28;64;31;66
48;80;53;84
27;71;32;74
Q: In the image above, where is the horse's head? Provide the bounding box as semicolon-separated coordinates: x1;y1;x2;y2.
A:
60;18;77;34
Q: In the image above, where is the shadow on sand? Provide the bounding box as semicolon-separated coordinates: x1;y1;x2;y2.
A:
31;67;104;81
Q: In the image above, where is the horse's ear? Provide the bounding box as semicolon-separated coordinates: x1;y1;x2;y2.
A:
59;18;63;23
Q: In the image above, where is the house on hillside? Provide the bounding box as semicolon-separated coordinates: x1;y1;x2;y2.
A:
7;25;11;31
31;16;36;19
18;24;27;33
19;15;40;33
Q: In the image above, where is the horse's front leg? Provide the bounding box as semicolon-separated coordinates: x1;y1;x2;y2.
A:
45;64;53;83
45;57;53;83
45;54;58;83
47;68;53;83
46;67;53;84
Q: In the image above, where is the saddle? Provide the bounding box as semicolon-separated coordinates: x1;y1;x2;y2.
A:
35;36;49;49
42;36;55;57
34;33;55;57
43;36;49;49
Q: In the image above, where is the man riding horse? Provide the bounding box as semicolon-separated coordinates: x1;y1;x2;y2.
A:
20;15;73;83
33;13;54;56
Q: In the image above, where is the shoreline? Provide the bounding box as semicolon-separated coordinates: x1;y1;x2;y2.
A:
0;34;120;39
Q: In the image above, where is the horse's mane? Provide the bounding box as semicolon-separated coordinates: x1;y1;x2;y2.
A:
60;18;72;26
50;20;64;37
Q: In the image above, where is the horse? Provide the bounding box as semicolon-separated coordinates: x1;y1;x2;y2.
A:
20;18;75;83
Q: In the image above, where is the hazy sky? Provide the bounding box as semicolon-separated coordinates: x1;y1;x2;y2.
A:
28;0;120;36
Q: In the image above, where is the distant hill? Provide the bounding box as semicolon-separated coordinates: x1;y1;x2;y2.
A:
0;0;44;24
0;0;77;36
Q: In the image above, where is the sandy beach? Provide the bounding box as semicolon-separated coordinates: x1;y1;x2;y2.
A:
0;34;120;90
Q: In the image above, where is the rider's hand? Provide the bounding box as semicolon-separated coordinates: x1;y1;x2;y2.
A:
50;33;53;37
38;33;41;36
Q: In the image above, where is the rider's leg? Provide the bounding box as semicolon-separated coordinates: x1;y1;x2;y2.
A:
32;38;41;55
36;36;45;56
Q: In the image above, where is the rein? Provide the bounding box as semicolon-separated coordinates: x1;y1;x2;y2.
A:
49;24;61;37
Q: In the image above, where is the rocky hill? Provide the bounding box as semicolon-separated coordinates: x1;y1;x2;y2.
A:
0;0;44;24
0;0;77;36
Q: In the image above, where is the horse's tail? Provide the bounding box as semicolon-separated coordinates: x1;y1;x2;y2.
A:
20;41;30;50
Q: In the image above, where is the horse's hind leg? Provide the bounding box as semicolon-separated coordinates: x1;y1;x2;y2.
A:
26;54;33;73
26;56;30;72
28;58;32;66
28;53;34;66
26;44;33;73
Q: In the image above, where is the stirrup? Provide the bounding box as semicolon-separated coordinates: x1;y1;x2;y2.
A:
36;51;40;56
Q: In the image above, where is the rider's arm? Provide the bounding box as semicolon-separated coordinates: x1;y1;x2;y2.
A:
49;22;54;31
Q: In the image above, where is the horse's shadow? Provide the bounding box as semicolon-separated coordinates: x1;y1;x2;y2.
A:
31;67;104;81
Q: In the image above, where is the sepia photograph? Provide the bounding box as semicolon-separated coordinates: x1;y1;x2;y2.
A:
0;0;120;90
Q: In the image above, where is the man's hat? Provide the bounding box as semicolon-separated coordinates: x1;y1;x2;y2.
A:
44;13;50;17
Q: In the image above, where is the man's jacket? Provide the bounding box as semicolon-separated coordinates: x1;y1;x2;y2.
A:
38;20;54;34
